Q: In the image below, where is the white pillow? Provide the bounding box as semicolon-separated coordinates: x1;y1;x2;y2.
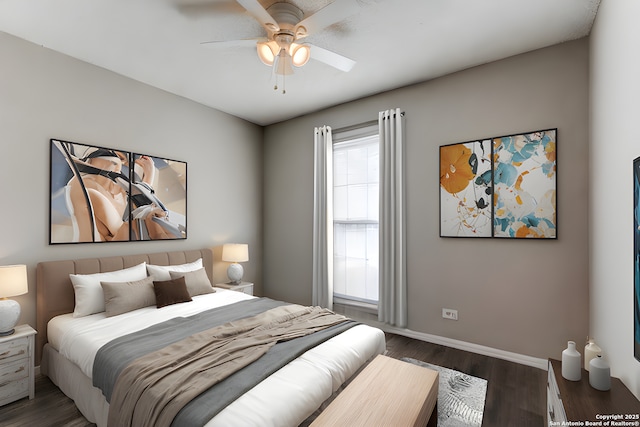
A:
146;258;203;281
70;262;147;317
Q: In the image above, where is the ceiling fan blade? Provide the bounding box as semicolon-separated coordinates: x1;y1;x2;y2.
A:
236;0;280;32
309;44;356;72
200;38;264;49
295;0;361;39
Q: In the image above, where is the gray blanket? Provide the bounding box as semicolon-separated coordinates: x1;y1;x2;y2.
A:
93;298;357;426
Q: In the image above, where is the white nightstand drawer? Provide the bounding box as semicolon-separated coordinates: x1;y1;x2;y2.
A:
0;357;29;384
0;376;28;404
0;336;29;364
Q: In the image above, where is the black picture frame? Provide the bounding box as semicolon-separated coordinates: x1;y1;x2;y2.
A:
49;139;187;244
633;156;640;361
439;128;557;239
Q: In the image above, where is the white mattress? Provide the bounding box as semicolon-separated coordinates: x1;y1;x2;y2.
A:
46;289;386;426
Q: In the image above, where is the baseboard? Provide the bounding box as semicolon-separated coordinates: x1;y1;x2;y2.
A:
333;304;548;370
380;325;548;371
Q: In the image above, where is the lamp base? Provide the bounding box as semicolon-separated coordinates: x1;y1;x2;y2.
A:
0;298;20;336
227;263;244;285
0;328;15;337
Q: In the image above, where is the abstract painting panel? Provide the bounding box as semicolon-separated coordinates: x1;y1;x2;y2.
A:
50;140;132;243
440;140;493;237
492;129;556;239
130;153;187;241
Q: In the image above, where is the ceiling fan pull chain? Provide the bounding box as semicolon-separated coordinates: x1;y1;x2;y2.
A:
272;54;279;91
269;52;285;94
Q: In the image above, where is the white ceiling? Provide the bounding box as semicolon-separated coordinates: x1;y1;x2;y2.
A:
0;0;600;126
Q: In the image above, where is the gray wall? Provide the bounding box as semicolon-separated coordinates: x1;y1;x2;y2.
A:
0;32;264;330
263;39;590;359
0;28;593;366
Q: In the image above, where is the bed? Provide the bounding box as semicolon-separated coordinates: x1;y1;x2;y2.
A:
35;248;386;427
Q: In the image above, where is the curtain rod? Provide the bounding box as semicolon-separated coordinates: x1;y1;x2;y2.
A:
332;111;405;134
332;119;378;134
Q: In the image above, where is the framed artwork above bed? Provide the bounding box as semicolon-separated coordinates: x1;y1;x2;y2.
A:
440;128;557;239
49;139;187;244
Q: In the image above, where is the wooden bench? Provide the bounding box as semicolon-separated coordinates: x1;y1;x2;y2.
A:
311;354;439;427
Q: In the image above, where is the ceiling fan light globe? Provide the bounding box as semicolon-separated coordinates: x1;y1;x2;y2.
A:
290;44;310;67
257;41;278;65
275;52;294;75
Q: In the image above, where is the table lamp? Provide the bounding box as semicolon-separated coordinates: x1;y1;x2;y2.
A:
0;264;28;336
222;244;249;285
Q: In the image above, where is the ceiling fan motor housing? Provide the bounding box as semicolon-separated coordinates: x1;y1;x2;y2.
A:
266;2;304;33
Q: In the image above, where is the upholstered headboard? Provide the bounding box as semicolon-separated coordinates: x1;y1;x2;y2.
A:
35;248;214;365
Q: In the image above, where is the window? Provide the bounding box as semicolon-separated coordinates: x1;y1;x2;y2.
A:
313;109;404;325
332;130;379;305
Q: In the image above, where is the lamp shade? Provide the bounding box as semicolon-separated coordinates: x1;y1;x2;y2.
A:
222;244;249;263
0;265;28;298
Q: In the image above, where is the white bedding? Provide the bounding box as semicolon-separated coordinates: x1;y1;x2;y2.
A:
48;289;256;378
46;288;386;427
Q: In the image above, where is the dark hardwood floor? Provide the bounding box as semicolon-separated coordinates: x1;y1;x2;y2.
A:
0;333;546;426
385;333;547;427
0;374;95;427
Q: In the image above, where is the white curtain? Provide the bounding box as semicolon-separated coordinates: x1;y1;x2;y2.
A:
378;108;407;327
312;126;333;309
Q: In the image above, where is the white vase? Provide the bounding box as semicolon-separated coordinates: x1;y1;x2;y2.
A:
584;338;602;371
589;355;611;391
562;341;581;381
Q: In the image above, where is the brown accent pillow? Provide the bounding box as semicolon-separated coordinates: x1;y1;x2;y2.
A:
153;276;192;308
169;268;215;297
101;276;156;317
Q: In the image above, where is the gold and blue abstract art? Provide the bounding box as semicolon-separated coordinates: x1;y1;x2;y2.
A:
440;128;556;239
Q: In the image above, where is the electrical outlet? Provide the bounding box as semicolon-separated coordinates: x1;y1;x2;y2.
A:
442;308;458;320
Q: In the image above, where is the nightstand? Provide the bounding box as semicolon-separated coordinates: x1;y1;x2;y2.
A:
216;282;254;296
0;324;36;406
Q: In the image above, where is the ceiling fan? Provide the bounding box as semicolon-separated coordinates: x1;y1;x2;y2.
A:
201;0;360;92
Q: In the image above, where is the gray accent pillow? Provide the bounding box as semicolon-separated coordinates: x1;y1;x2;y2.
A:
169;268;215;297
101;276;156;317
